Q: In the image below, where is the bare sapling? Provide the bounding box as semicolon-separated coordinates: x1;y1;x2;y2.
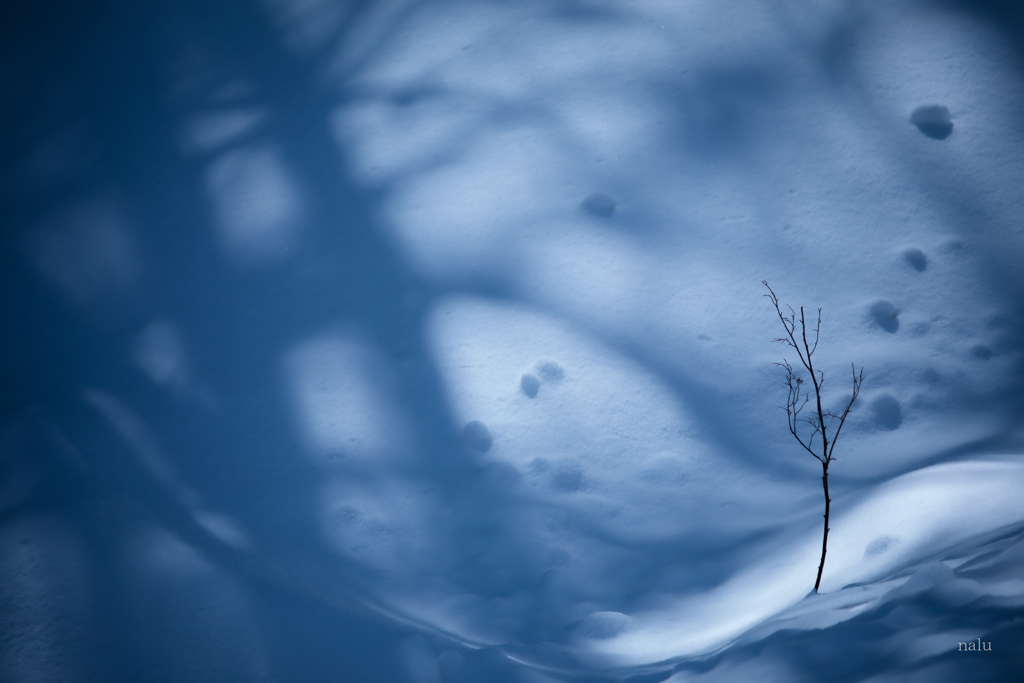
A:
763;281;863;593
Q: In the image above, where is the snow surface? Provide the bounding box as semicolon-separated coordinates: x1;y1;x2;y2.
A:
2;0;1024;680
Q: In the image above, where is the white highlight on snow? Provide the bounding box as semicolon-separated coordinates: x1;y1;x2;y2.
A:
284;332;411;463
205;145;304;267
824;459;1024;590
580;458;1024;666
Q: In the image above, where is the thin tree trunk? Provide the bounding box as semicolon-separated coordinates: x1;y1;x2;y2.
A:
814;464;830;592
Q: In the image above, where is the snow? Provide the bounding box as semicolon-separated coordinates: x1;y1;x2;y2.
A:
285;331;415;463
28;201;142;307
204;145;306;267
181;108;270;154
576;458;1024;666
2;0;1024;680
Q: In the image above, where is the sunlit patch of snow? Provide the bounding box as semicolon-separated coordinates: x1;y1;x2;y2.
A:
283;332;413;464
384;127;572;281
205;145;304;267
425;294;766;542
823;459;1024;590
578;459;1024;666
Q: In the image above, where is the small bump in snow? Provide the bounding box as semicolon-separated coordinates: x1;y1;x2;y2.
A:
581;192;616;217
872;394;902;430
535;360;565;382
462;420;493;452
870;300;899;333
971;345;993;360
911;105;952;139
577;611;633;639
521;373;540;398
902;247;927;272
864;535;897;557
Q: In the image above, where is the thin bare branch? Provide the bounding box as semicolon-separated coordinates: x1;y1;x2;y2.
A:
774;357;823;461
827;364;864;461
810;308;821;356
764;281;864;592
763;282;810;369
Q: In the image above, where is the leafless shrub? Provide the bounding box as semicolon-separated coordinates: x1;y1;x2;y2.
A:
764;281;863;593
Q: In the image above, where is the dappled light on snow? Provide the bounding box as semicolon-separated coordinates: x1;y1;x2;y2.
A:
4;0;1024;680
284;332;413;463
204;145;305;267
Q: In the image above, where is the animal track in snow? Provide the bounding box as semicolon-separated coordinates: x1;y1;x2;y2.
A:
902;247;927;272
577;611;633;639
535;360;565;382
872;394;902;430
521;373;540;398
911;104;952;140
463;420;493;452
864;535;897;557
520;361;564;398
550;461;584;493
971;344;993;360
870;300;899;333
581;192;616;217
